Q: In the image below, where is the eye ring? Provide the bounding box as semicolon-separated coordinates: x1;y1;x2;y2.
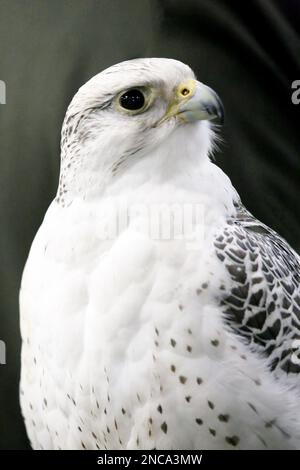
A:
119;88;146;111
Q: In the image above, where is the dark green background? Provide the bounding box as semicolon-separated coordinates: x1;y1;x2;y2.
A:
0;0;299;449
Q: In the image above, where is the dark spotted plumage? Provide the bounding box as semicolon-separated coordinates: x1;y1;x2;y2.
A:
215;202;300;375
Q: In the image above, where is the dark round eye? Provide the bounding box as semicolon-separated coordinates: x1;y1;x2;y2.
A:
119;89;145;111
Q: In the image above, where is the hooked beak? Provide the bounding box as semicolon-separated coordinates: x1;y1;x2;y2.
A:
160;79;224;125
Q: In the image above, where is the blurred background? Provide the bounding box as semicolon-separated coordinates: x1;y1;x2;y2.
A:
0;0;299;449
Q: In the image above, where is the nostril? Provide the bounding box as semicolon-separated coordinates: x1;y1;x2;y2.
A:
180;88;190;97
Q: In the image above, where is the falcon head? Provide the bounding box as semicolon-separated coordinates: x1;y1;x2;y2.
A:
58;58;224;203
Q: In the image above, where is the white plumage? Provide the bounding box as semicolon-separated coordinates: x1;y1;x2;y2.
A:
20;58;300;450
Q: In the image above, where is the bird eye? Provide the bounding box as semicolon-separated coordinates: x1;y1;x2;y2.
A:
119;89;145;111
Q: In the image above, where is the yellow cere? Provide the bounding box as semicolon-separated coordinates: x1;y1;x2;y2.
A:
157;79;197;125
177;79;197;99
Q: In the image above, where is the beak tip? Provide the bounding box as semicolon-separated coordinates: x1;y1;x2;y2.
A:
207;99;225;125
217;106;225;125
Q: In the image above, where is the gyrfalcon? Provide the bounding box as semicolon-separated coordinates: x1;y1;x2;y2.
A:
20;58;300;450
